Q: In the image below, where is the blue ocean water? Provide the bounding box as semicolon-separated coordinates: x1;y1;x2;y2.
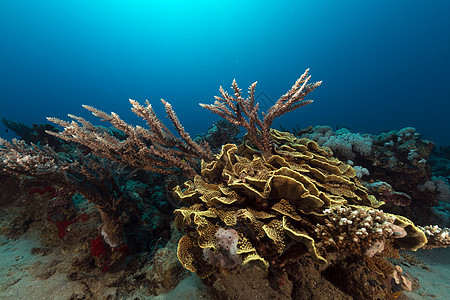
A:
1;0;449;145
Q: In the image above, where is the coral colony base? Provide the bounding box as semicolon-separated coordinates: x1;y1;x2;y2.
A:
0;69;449;299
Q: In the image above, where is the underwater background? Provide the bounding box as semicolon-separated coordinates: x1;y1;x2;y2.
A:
1;1;450;300
1;0;449;146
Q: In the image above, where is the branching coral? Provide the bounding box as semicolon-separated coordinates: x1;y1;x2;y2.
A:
0;137;134;248
0;137;71;180
66;153;135;247
419;225;450;249
200;69;321;157
315;205;422;255
46;99;212;177
1;117;62;147
2;71;446;293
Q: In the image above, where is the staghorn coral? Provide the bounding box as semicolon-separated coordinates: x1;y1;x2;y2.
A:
47;99;212;177
200;69;321;157
173;130;427;278
0;137;135;249
0;137;72;180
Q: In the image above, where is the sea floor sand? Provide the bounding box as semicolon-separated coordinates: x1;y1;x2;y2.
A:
402;247;450;300
0;228;94;299
0;226;448;300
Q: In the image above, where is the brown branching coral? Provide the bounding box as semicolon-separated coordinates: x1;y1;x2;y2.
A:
46;99;212;177
0;137;71;180
1;137;133;248
66;152;134;247
200;69;321;156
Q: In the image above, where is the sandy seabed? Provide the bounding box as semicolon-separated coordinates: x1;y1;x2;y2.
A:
0;224;448;300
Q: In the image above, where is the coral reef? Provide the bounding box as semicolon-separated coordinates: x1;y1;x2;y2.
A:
419;225;450;249
0;138;125;249
1;117;63;149
173;130;426;288
200;69;321;156
1;70;449;299
430;146;450;178
365;181;412;207
46;99;212;177
195;119;241;151
298;125;438;224
300;126;373;161
0;137;173;270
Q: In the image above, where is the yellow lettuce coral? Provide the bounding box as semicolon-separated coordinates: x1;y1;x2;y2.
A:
174;130;426;277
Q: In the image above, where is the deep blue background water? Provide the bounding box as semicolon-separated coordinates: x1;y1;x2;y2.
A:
1;0;449;145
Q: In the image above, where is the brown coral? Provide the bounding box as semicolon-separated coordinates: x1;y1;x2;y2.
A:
47;99;212;177
200;69;321;156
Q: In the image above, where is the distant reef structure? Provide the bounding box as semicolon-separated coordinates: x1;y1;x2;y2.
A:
0;69;448;299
